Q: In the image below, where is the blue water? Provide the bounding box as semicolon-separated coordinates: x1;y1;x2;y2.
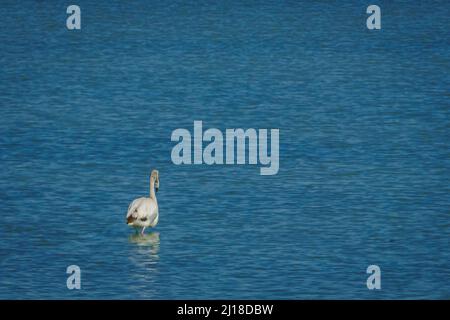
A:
0;1;449;299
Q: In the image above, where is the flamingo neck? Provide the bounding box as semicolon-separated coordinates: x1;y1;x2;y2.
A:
150;179;157;201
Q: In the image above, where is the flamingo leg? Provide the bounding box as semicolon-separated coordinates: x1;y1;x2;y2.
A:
140;227;146;235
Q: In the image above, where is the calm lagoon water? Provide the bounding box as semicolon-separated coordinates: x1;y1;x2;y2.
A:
0;1;449;299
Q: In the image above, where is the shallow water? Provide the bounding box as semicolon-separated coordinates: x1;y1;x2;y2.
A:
0;1;449;299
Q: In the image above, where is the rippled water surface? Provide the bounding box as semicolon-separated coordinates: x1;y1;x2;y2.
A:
0;1;449;299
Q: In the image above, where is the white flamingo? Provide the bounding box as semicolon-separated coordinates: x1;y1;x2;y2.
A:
126;170;159;235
